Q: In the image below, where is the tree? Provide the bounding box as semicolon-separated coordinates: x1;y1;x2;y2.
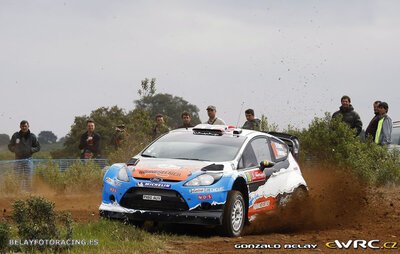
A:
135;93;201;128
259;114;278;132
38;131;58;144
135;78;201;128
137;78;156;97
0;134;10;146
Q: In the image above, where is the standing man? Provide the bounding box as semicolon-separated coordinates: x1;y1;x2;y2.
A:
152;114;170;139
332;95;363;136
79;119;101;159
242;109;261;131
111;124;127;150
177;111;195;129
365;100;382;139
8;120;41;190
375;102;392;145
204;105;226;125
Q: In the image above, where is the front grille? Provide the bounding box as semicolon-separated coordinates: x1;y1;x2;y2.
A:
132;177;181;182
120;187;189;211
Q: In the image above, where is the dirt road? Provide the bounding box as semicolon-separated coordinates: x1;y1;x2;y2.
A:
164;165;400;253
1;165;399;253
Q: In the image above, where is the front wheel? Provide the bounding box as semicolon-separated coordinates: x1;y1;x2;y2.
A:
220;190;246;237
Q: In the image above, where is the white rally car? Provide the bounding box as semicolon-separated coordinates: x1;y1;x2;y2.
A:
100;124;308;236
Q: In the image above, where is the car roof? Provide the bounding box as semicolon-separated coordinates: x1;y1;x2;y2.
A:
170;124;273;140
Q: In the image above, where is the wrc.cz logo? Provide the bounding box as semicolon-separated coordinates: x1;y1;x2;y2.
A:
325;240;397;249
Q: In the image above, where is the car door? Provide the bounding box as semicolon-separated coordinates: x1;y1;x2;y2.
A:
238;136;278;218
237;136;272;192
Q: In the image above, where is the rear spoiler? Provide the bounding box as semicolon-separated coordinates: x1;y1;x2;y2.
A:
265;132;300;161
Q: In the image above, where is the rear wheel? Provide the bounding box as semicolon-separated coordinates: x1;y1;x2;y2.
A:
220;190;246;237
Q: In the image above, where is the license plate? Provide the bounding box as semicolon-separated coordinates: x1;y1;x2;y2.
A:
143;195;162;201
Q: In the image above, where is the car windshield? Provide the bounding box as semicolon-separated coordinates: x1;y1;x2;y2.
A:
142;131;246;162
391;125;400;145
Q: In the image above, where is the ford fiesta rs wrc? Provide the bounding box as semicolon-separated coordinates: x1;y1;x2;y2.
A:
100;124;308;236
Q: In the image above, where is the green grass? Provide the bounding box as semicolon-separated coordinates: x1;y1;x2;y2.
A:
3;219;170;253
69;219;168;254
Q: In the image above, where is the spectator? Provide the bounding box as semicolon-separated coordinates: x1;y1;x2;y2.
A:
8;120;40;190
375;102;392;145
242;109;261;131
332;95;363;136
79;119;101;159
204;105;226;125
177;111;195;129
365;100;382;139
152;114;170;139
111;124;127;150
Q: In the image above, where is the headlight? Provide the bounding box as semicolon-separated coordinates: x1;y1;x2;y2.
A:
117;166;129;182
184;173;222;186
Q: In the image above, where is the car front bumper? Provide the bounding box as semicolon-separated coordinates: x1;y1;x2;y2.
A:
99;202;223;225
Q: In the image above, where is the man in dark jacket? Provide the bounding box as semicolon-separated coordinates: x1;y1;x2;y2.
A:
332;95;363;136
8;120;41;159
8;120;41;190
242;109;261;131
79;119;101;159
365;100;381;139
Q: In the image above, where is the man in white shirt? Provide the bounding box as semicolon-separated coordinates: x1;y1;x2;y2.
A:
204;105;226;125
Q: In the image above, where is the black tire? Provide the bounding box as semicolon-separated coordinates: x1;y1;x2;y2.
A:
220;190;246;237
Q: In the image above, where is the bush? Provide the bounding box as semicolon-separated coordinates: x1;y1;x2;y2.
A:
63;161;103;193
35;160;103;193
0;222;10;254
12;196;73;252
34;161;65;192
298;113;400;185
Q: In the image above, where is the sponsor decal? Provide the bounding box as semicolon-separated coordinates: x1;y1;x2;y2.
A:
109;187;117;193
248;196;276;217
250;170;265;181
244;169;266;182
325;240;397;250
133;167;192;181
137;182;171;189
105;177;121;187
253;200;270;210
198;194;212;200
189;187;224;193
137;169;181;176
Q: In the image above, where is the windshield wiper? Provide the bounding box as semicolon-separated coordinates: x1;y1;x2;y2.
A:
172;157;210;161
142;154;157;158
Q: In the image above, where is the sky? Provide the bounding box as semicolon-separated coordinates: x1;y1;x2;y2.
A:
1;0;399;139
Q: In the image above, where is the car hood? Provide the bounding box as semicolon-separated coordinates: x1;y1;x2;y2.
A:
131;158;212;181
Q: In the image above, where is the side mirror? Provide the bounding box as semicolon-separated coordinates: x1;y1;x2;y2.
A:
259;160;275;170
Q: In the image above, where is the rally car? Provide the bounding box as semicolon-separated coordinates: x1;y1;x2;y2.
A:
99;124;308;236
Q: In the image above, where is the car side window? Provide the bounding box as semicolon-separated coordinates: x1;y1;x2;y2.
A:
238;137;272;169
238;143;258;169
270;138;289;161
251;137;272;162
